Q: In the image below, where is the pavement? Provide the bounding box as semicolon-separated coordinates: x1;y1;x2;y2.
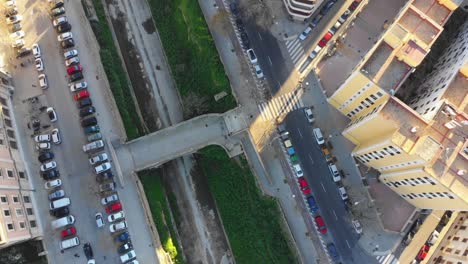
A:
4;0;158;263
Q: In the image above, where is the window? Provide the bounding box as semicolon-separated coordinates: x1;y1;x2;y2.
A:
15;208;22;216
26;208;33;216
454;250;460;255
18;221;25;229
9;141;17;149
29;220;36;228
0;97;7;106
6;223;14;231
453;237;460;241
3;209;10;216
2;108;9;117
18;171;25;179
445;248;453;253
4;119;11;128
23;195;30;203
12;196;18;203
460;225;466;230
0;195;7;203
7;170;14;178
6;130;14;139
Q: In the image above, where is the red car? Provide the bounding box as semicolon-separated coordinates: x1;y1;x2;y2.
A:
67;64;83;75
318;32;333;47
349;0;361;11
61;226;76;238
73;90;90;101
298;177;311;195
416;244;430;261
315;216;327;234
106;202;122;214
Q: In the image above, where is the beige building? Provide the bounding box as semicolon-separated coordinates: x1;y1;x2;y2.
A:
283;0;317;20
0;71;41;248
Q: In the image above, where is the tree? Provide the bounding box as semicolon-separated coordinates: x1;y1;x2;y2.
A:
239;0;273;30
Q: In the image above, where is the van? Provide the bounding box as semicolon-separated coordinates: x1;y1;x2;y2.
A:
313;128;325;145
338;187;348;201
49;197;70;210
284;139;292;148
328;164;341;182
51;215;75;229
60;236;80;250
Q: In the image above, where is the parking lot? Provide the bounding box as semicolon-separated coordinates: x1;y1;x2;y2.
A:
3;0;157;263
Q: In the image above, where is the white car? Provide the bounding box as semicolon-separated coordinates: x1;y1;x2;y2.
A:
32;43;41;58
95;212;104;228
57;32;72;42
65;57;79;67
254;65;264;79
110;221;127;233
11;39;24;48
69;81;87;92
35;58;44;72
246;49;257;64
47;107;57;122
10;30;25;40
94;162;111;174
304;107;315;123
38;74;48;89
352;219;363;234
83;140;104;153
126;261;139;264
309;46;322;60
101;194;118;205
120;250;136;263
51;128;61;144
44;179;62;189
293;164;304;177
53;16;67;27
6;15;21;24
63;49;78;59
34;134;50;143
299;26;312;41
6;1;16;7
40;161;57;172
89;153;108;165
108;211;125;223
36;142;51;150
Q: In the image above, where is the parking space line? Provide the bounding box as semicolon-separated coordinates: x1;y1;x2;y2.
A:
346;240;351;249
333;210;338;220
321;182;326;192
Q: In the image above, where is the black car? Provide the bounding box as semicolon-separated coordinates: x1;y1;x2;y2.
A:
117;242;133;254
229;3;239;16
79;106;95;117
16;48;32;58
5;8;18;17
240;32;250;49
61;38;75;49
42;169;60;180
38;152;54;163
50;0;64;9
81;117;97;127
235;18;244;29
70;72;83;82
51;7;65;17
96;171;114;183
57;22;71;33
77;98;92;109
51;206;69;218
83;243;94;260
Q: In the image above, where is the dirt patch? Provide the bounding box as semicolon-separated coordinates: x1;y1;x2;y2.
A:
107;10;161;132
142;18;156;34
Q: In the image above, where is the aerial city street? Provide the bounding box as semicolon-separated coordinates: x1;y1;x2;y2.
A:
0;0;466;264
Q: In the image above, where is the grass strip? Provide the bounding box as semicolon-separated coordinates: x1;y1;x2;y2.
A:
199;146;298;263
148;0;236;116
139;170;185;264
88;0;145;139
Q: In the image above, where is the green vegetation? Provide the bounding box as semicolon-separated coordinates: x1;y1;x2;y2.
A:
148;0;236;116
199;146;298;263
139;170;185;264
88;0;145;139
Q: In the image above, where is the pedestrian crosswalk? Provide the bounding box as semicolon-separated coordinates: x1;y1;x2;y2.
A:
376;254;398;264
285;38;307;69
258;90;304;121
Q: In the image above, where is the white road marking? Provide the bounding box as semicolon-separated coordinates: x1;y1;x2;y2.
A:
268;56;272;65
333;210;338;220
297;128;303;138
308;153;314;164
258;32;263;40
346;240;351;249
321;182;326;192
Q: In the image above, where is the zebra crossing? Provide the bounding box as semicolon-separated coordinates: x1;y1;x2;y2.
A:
376;254;398;264
285;38;307;70
258;89;304;121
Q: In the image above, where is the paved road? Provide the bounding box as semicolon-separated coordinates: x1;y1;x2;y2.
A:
7;1;158;263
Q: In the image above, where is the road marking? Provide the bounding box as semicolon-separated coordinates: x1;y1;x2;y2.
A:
268;56;272;65
297;128;303;138
308;153;314;164
321;182;326;192
333;210;338;220
258;32;263;40
346;240;351;249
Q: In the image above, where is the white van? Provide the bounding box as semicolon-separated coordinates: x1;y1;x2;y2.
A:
328;164;341;182
49;197;70;210
313;128;325;145
51;215;75;229
60;236;80;250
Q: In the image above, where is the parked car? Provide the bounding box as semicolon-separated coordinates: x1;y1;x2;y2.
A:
51;128;62;144
4;7;18;17
38;74;48;89
83;124;100;134
327;243;339;261
299;26;312;41
57;32;72;42
310;14;323;27
95;213;104;228
315;216;327;234
229;2;239;16
57;22;71;33
81;116;97;127
240;32;250;49
83;242;94;260
246;49;257;64
120;250;136;263
306;196;319;213
329;21;342;35
12;38;24;48
101;193;118;205
105;202;122;214
73;90;90;102
53;16;67;27
318;32;333;47
35;58;44;71
416;244;430;261
47;107;58;122
87;132;102;142
116;231;130;242
61;38;75;49
110;221;127;233
61;227;76;239
36;142;51;150
51;206;70;218
352;219;363;234
41;161;57;172
349;0;361;11
50;0;64;9
65;56;79;66
293;164;304;177
298;177;311;195
95;162;111;174
70;72;84;82
77;98;92;109
69;81;87;92
79;106;95;117
34;134;50;143
99;181;116;193
49;189;65;200
8;22;21;33
6;15;22;25
38;152;54;162
82;140;104;153
64;49;78;59
338;9;351;23
304;107;315;123
16;47;31;58
67;64;83;75
44;179;62;189
254;65;264;79
117;242;133;254
42;169;60;180
338;186;348;200
328;163;342;182
97;171;114;183
32;43;41;58
320;0;336;15
51;6;65;17
89;153;108;165
108;211;125;223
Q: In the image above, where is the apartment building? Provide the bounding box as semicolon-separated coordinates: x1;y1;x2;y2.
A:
0;71;41;248
283;0;317;20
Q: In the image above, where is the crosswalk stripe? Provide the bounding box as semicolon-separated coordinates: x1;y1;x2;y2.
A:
271;98;282;116
289;43;302;56
257;90;304;121
258;103;270;120
286;39;299;49
291;50;304;64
